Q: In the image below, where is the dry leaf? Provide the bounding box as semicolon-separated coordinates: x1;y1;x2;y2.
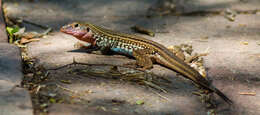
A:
136;100;144;105
226;25;231;29
20;37;40;44
238;24;247;27
84;90;93;94
240;41;248;45
224;9;236;22
60;80;71;84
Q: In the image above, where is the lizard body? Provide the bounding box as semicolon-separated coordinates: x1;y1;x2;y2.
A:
60;22;232;104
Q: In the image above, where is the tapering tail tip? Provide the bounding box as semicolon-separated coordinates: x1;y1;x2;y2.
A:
214;87;233;105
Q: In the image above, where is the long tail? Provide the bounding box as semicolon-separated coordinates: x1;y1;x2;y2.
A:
193;78;233;105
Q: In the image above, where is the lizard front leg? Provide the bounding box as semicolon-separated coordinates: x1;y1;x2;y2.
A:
74;41;95;49
130;49;155;70
98;45;114;55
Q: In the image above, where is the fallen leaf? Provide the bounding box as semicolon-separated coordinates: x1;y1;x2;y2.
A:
238;24;247;27
240;41;249;45
14;27;26;35
71;95;80;98
136;100;144;105
43;42;52;45
224;9;236;22
36;71;42;75
84;90;93;94
20;37;40;44
40;103;48;108
226;25;231;28
60;80;71;84
49;98;56;103
6;26;19;35
201;36;209;40
6;26;20;43
112;108;119;111
131;25;155;37
100;106;107;111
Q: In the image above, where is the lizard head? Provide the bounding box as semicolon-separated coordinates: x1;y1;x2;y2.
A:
60;22;96;45
60;22;92;38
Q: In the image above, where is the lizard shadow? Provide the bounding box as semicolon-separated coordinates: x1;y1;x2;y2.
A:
68;47;136;59
68;48;98;54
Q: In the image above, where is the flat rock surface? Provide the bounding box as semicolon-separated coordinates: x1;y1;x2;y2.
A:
0;80;33;115
3;0;260;115
0;43;23;85
0;0;7;42
0;43;33;114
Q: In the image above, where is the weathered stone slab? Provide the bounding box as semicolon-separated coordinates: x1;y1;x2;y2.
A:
0;0;8;42
0;43;33;115
0;80;33;115
0;43;23;85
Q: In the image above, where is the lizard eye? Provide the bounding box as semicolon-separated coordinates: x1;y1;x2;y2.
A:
86;27;90;32
74;23;79;28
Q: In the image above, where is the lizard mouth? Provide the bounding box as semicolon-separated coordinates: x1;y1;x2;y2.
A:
60;25;72;33
60;26;87;38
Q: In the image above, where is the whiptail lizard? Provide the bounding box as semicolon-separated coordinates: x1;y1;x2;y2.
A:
60;22;232;104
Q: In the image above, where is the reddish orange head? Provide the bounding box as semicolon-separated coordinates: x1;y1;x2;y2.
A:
60;22;96;45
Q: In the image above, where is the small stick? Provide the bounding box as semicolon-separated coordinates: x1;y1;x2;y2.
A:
56;84;79;94
131;25;155;37
47;58;164;80
239;92;256;96
150;89;171;101
143;80;167;93
185;53;209;63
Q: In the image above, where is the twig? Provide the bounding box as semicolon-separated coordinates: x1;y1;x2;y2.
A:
131;25;155;37
185;53;209;63
47;59;165;81
35;85;42;94
150;89;171;101
239;92;256;96
143;80;167;93
56;84;79;94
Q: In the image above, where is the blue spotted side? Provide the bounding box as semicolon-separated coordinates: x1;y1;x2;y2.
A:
94;34;143;56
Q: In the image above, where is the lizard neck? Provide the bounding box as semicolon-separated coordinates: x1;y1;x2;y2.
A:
76;30;97;46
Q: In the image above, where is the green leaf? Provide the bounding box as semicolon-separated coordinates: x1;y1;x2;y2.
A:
6;26;19;35
49;98;56;103
6;26;20;43
136;100;144;105
6;27;13;34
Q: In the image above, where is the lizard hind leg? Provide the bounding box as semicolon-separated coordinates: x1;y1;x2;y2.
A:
132;49;154;70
